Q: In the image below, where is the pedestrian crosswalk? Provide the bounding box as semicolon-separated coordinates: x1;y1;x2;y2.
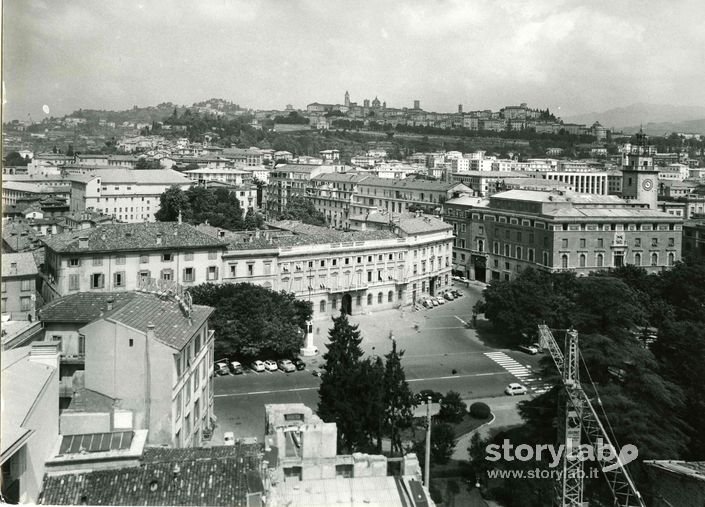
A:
484;351;551;393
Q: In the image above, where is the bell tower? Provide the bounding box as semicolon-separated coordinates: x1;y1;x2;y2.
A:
621;129;658;210
344;90;350;107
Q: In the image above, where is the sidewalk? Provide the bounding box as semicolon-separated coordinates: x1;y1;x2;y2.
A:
451;396;524;461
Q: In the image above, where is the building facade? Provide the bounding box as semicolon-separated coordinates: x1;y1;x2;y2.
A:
1;252;39;321
446;190;683;283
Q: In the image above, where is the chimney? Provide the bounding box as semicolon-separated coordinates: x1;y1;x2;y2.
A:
107;298;114;311
147;323;156;342
30;342;60;369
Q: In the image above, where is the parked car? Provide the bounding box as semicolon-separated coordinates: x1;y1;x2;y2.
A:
518;344;539;355
422;299;433;308
292;357;306;370
277;359;296;373
264;359;278;371
530;342;543;353
415;389;444;404
505;383;528;396
435;296;445;305
223;432;235;446
451;289;463;298
229;361;244;374
214;361;229;376
443;292;454;301
251;360;265;373
430;298;439;307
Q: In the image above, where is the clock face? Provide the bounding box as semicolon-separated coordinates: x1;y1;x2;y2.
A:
642;178;654;191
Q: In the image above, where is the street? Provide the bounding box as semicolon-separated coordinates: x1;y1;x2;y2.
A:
212;282;545;443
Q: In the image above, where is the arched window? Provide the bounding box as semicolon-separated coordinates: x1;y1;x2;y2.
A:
478;239;484;252
356;294;362;306
579;254;586;268
367;293;373;305
377;292;383;304
528;249;534;262
668;252;675;266
634;253;641;266
504;244;510;257
516;247;522;260
561;254;568;269
320;300;326;313
651;253;658;266
543;252;549;266
388;291;394;302
597;253;603;267
332;297;337;309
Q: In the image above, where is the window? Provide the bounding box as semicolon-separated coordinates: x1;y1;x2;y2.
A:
93;257;103;266
651;253;658;266
367;293;373;305
207;266;219;281
78;334;85;355
651;238;658;247
163;253;173;262
367;271;373;282
635;238;641;248
20;279;32;291
388;291;393;302
114;271;125;287
69;274;80;291
634;253;641;266
91;273;105;289
597;238;604;248
561;254;568;269
161;269;173;281
377;292;383;304
668;237;675;247
247;263;254;276
116;255;126;265
579;254;586;267
185;378;191;403
528;249;535;262
668;252;675;266
183;267;195;282
356;294;362;306
69;258;80;267
320;300;326;313
516;247;522;260
561;238;568;249
229;263;237;277
332;297;337;310
580;238;586;248
597;253;604;267
20;297;31;311
478;239;484;252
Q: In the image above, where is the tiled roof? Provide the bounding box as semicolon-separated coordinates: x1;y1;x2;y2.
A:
1;252;38;278
39;443;263;506
272;164;328;174
2;221;44;252
311;172;368;184
39;292;138;323
350;212;452;234
40;222;228;253
101;292;214;350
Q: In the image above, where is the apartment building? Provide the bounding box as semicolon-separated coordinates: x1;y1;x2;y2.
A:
211;216;453;318
309;172;370;229
351;176;471;216
1;252;39;321
183;167;252;187
86;169;193;223
221;147;263;166
446;189;683;283
75;291;215;447
267;164;339;214
683;219;705;262
39;222;228;302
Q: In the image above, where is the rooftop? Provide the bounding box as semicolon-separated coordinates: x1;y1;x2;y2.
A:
39;443;263;506
272;164;330;174
41;222;228;253
311;172;368;184
96;291;214;350
645;460;705;481
39;292;138;323
97;168;191;185
359;175;468;192
349;211;452;235
1;251;38;278
491;189;626;204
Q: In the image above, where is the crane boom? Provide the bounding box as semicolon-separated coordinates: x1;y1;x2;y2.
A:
537;325;645;507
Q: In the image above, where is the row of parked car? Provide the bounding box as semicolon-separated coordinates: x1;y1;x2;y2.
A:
420;289;464;308
214;357;306;376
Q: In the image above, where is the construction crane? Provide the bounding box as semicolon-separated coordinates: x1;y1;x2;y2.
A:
537;325;645;507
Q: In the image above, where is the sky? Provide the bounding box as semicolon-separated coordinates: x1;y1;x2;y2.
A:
3;0;705;122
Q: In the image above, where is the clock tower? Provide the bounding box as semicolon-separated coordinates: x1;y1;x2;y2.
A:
621;130;658;210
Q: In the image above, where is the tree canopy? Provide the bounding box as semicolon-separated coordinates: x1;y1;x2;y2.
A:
188;283;312;360
276;195;327;226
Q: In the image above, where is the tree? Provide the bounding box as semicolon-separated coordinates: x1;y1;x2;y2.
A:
415;423;456;465
155;185;191;222
569;275;645;335
438;391;467;424
66;144;74;157
189;283;312;359
4;151;30;166
243;208;264;230
134;158;161;169
277;195;327;226
383;339;415;454
318;313;370;452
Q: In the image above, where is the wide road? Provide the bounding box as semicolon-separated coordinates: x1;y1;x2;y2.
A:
212;282;545;442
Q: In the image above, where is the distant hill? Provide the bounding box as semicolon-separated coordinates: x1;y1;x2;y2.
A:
564;103;705;132
620;119;705;136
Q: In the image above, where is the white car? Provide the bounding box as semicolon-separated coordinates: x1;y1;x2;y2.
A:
505;383;528;396
277;359;296;373
443;292;454;301
435;296;445;305
431;298;439;307
223;431;235;446
264;359;278;371
251;360;265;372
518;344;539;355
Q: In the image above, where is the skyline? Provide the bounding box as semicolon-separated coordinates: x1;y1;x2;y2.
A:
3;0;705;123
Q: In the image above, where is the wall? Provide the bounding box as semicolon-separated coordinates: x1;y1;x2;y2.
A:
1;275;37;321
60;412;111;435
